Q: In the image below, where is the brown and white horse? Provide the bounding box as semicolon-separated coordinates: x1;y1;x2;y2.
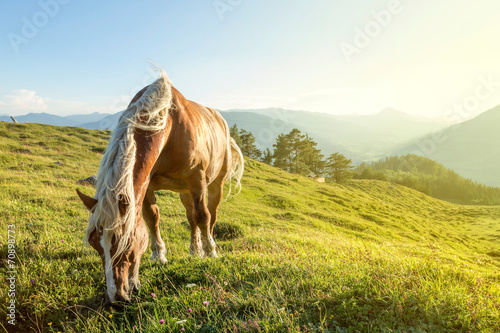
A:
76;69;244;303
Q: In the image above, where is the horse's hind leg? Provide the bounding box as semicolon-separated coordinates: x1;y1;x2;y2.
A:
207;177;225;238
142;190;168;264
186;172;217;257
180;193;204;257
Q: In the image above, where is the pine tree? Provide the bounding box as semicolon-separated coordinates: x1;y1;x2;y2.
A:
326;153;354;183
302;134;325;175
272;129;326;176
239;129;262;159
287;129;307;174
261;148;273;165
273;133;292;172
230;124;242;147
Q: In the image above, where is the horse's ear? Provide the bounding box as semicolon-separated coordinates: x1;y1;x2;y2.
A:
76;189;98;211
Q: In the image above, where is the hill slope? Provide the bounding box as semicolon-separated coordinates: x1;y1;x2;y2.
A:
0;122;499;332
394;105;500;187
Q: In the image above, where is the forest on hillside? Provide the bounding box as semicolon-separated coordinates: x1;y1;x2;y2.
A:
354;154;500;205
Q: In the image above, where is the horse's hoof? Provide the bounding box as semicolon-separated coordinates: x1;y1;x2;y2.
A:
207;251;218;258
150;252;168;264
130;281;141;293
189;249;205;258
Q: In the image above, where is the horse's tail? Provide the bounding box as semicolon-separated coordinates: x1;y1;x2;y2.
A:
226;137;244;197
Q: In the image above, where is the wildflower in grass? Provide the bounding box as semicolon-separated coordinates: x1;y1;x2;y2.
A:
151;292;156;298
30;279;35;284
181;329;185;332
48;322;52;326
186;283;197;288
109;314;113;319
203;301;209;306
176;320;187;324
187;308;192;313
159;319;165;324
133;325;137;330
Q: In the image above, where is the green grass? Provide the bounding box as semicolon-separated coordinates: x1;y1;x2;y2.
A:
0;122;499;332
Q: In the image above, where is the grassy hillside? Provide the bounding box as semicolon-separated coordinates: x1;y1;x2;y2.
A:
0;122;499;333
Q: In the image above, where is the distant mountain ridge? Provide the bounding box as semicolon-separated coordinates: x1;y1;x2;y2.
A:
393;105;500;187
0;112;111;128
222;107;447;161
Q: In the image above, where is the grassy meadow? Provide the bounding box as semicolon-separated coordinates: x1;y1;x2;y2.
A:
0;122;499;332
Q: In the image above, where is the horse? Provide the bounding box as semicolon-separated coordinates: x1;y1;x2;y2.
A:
76;68;244;303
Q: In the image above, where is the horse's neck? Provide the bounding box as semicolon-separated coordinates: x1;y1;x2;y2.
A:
131;126;170;202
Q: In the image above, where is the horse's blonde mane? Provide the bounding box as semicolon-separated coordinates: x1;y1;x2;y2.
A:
84;68;173;264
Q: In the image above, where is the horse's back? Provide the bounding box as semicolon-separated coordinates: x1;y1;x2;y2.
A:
148;86;231;192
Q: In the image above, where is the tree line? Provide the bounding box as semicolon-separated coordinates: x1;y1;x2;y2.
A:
230;125;354;183
354;154;500;205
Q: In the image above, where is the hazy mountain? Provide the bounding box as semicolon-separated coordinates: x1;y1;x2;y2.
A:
0;113;77;126
80;112;122;130
393;105;500;187
0;112;110;127
225;107;446;162
64;112;111;124
220;110;349;160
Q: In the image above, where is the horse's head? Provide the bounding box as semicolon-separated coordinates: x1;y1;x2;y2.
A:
76;189;149;304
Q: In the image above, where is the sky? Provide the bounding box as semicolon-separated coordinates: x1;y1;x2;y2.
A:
0;0;499;120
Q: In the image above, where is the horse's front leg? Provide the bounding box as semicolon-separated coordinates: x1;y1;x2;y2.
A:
142;190;168;264
128;255;142;294
128;219;149;297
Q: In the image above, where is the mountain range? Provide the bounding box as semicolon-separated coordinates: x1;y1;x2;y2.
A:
222;108;447;162
1;106;498;187
1;112;111;127
394;105;500;187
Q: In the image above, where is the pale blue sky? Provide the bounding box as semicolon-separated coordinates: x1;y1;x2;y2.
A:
1;0;499;119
